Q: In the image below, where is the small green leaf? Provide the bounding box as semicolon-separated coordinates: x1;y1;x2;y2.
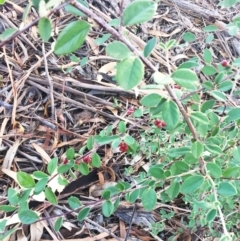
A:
45;187;58;204
210;90;226;102
123;0;157;26
116;57;144;90
166;182;180;200
96;135;120;145
202;65;217;76
77;207;90;221
0;0;6;4
203;25;218;32
141;188;157;211
232;146;240;160
205;144;222;155
191;141;203;158
203;49;212;63
18;210;39;225
148;165;164;179
106;41;131;60
87;136;94;150
38;17;51;42
68;196;82;209
178;61;199;69
222;0;238;8
0;205;16;212
54;217;63;232
140;93;162;107
206;209;217;222
182;32;195;42
33;171;49;179
128;189;140;203
118;121;126;134
222;166;240;178
144;37;157;57
66;148;75;160
34;178;48;195
0;28;17;41
124;135;135;145
94;33;111;45
206;163;222;178
217;182;237;196
191;111;209;125
170;161;189;175
225;108;240;123
201;100;215;113
162;100;180;129
47;157;58;175
54;20;90;55
102;200;114;217
171;69;199;89
79;162;89;175
91;153;101;168
57;164;72;174
218;80;233;92
17;172;35;189
181;175;204;194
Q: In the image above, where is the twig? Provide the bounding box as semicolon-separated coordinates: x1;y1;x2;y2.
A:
124;203;136;241
71;0;198;141
0;0;73;48
42;42;55;120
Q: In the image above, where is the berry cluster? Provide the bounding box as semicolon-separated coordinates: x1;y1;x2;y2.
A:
119;142;128;152
154;119;166;129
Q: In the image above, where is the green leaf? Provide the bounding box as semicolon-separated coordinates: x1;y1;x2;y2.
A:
91;153;101;168
206;209;217;222
68;196;82;209
106;41;131;60
17;172;35;189
54;217;63;232
8;188;18;205
202;65;217;76
57;164;71;174
33;171;49;179
225;108;240;123
123;0;157;26
144;37;157;57
191;111;209;125
232;146;240;160
79;162;89;175
34;178;48;195
128;189;140;203
87;136;94;150
182;32;195;42
222;166;240;178
148;165;164;179
0;0;6;4
205;144;222;155
181;175;204;194
0;28;17;41
118;121;126;134
170;161;189;175
116;57;144;90
162;100;180;129
203;49;212;63
206;163;222;178
222;0;238;8
124;135;135;145
77;207;90;221
217;182;237;196
218;80;233;92
66;148;75;160
18;210;39;225
171;69;199;89
191;141;203;158
203;25;218;32
94;33;111;45
38;17;51;42
205;33;214;43
201;100;215;113
140;93;162;107
65;0;88;17
178;61;199;69
210;90;226;102
166;182;180;200
102;200;114;217
47;157;58;175
45;187;58;204
141;188;157;211
0;205;16;212
153;72;173;85
54;20;90;55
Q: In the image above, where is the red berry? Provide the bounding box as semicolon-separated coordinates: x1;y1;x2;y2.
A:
127;106;134;115
221;60;228;67
119;142;128;152
161;121;166;127
75;159;81;165
83;155;91;164
174;84;181;89
63;158;68;164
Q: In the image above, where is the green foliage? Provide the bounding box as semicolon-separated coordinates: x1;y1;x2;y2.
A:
38;17;51;42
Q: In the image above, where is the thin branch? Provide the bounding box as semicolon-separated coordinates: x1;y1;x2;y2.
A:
71;0;198;141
